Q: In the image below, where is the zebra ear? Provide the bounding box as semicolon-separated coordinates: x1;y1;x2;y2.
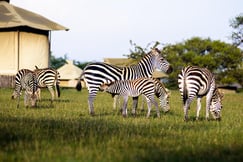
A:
219;91;224;99
35;65;39;69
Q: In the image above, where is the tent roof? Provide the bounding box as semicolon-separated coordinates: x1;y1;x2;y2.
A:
0;1;68;31
57;60;82;80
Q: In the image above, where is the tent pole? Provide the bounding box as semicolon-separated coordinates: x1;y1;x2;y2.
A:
48;31;51;67
17;30;20;71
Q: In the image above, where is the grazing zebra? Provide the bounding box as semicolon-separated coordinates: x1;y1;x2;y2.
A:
76;48;173;115
12;69;38;108
100;78;170;118
178;66;223;121
34;66;60;102
113;78;171;115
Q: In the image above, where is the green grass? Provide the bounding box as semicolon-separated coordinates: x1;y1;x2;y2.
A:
0;88;242;162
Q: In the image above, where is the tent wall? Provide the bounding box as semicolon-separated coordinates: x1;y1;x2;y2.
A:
0;30;49;75
0;31;18;75
19;32;49;70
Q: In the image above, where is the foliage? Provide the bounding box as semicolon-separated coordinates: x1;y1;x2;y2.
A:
50;54;90;70
230;13;243;47
50;53;67;69
0;88;243;162
162;37;242;87
74;60;90;69
125;38;242;88
123;40;161;60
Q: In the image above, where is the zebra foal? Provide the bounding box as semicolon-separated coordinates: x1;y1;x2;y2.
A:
178;66;223;121
12;69;38;108
76;48;172;115
100;78;170;118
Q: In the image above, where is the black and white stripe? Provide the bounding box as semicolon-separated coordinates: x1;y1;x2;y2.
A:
178;66;223;121
76;48;173;115
34;67;60;102
101;78;169;118
12;69;38;108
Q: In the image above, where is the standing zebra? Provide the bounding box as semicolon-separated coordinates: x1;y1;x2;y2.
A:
12;69;38;108
76;48;173;115
34;67;60;102
178;66;223;121
100;78;170;118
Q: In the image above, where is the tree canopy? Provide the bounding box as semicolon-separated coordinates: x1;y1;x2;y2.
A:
125;37;243;88
230;13;243;48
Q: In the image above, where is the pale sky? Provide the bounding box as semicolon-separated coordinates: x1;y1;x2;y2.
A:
11;0;243;62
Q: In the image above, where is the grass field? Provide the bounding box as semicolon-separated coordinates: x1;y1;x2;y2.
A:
0;87;242;162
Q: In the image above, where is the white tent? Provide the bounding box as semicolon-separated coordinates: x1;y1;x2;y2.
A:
57;60;84;87
0;0;68;87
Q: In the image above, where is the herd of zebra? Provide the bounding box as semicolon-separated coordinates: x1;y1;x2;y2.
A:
12;48;223;121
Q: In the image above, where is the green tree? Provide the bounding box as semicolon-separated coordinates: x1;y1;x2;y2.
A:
230;13;243;47
163;37;242;88
125;38;242;88
50;54;67;69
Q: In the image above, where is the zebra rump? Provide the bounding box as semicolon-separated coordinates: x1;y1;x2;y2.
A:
178;66;223;121
34;67;61;100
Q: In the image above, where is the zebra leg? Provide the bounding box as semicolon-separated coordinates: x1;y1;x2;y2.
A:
47;86;55;103
140;95;146;111
36;88;41;101
196;97;202;120
24;91;29;108
205;91;213;120
113;95;119;110
132;96;139;116
152;97;160;118
145;98;152;118
17;94;20;108
88;94;96;116
183;99;192;121
122;96;128;117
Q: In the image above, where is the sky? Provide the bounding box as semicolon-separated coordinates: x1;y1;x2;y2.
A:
11;0;243;62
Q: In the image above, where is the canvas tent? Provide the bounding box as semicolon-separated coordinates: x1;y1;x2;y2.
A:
57;60;84;88
0;0;68;87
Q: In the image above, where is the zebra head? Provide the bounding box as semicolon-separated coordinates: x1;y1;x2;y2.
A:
159;88;170;113
210;89;223;120
25;90;38;108
150;48;173;74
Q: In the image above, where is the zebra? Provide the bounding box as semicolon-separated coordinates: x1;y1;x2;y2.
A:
113;78;171;115
34;66;61;102
178;66;223;121
100;78;170;118
76;48;173;115
12;69;38;108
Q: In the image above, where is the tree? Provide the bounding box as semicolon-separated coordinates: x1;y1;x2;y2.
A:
50;54;67;69
124;40;161;60
230;14;243;47
163;37;242;88
125;38;243;88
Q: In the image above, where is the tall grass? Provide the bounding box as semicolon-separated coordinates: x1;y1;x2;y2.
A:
0;88;242;162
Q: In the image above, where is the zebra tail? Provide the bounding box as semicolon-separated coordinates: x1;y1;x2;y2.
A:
56;83;60;97
76;81;82;91
182;77;188;105
76;73;83;91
